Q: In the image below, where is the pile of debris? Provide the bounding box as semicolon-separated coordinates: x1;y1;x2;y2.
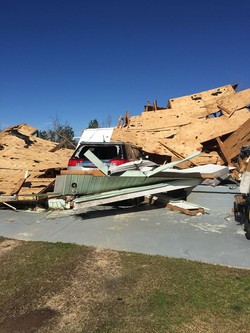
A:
1;84;249;207
112;84;250;173
0;124;74;201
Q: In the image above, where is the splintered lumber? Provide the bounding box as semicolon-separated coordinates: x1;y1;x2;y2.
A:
221;118;250;161
10;171;30;195
166;201;205;215
158;141;197;167
146;193;205;215
0;123;38;138
111;84;250;167
217;89;250;114
215;137;230;165
167;84;236;111
17;179;56;199
0;124;74;199
61;169;104;176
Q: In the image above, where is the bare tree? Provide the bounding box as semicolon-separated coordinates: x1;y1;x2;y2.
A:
106;114;112;127
38;115;77;148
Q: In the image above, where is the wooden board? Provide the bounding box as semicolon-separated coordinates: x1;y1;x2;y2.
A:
218;89;250;114
61;169;105;176
222;118;250;161
166;203;205;215
0;125;74;196
168;85;235;110
111;88;250;168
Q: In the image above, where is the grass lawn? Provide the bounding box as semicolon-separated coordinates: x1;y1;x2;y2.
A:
0;236;249;333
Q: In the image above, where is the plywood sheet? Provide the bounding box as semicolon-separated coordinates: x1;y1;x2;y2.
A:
111;84;249;168
0;124;74;197
218;89;250;114
222;118;250;161
168;84;235;111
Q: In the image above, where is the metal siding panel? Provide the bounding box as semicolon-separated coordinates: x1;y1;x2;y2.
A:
56;174;185;195
53;175;66;194
73;179;202;205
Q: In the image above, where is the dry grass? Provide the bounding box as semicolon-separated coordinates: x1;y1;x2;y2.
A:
0;237;249;333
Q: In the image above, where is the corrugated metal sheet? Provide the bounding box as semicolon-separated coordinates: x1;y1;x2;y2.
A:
54;174;173;195
73;179;202;208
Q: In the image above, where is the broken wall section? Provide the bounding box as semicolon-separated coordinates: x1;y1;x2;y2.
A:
0;124;74;199
111;84;250;168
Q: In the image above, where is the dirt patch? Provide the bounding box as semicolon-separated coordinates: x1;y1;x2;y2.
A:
0;239;21;257
43;247;122;332
0;307;58;333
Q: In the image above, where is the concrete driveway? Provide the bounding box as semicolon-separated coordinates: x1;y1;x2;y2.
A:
0;203;249;269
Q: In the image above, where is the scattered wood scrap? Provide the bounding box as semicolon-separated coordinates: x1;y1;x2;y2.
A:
166;201;205;216
221;118;250;163
146;193;206;215
0;124;74;201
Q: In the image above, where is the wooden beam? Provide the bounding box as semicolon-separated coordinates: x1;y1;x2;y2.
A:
10;170;30;195
166;203;204;216
221;118;250;161
218;105;231;115
2;202;17;211
146;151;201;177
61;169;104;176
159;141;197;166
216;137;231;165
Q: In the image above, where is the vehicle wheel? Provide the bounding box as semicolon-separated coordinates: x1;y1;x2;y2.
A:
244;210;250;239
234;202;241;222
240;205;248;226
245;228;250;240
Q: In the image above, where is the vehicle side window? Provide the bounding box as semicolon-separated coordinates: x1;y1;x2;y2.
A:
78;146;94;159
132;147;142;159
125;144;135;160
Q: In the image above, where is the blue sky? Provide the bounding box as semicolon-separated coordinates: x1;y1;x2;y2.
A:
1;0;249;136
